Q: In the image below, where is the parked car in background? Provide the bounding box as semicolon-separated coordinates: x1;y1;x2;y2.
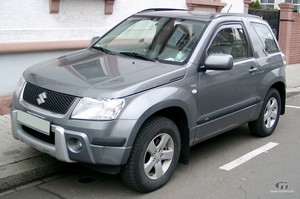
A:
11;9;286;192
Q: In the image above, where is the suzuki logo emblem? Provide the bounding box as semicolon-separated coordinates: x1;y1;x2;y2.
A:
37;92;47;105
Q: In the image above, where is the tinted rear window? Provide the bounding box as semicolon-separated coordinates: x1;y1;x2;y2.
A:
251;22;279;54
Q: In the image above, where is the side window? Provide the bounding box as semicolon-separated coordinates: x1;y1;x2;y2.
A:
251;22;279;54
208;25;250;60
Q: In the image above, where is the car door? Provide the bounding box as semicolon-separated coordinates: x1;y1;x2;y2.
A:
194;23;260;142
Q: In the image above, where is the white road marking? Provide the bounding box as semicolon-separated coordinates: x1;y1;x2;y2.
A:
219;142;279;171
286;105;300;109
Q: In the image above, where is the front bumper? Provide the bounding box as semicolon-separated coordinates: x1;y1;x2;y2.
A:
11;110;132;166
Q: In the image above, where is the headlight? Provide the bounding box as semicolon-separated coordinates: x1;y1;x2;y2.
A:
14;75;26;98
71;97;125;120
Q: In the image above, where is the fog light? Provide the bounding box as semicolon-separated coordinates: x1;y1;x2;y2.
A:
68;138;83;153
75;139;83;150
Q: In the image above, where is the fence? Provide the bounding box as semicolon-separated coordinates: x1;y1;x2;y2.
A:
249;8;280;39
249;4;300;64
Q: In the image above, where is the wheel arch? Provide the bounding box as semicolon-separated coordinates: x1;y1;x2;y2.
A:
128;103;192;165
270;81;286;115
151;107;190;164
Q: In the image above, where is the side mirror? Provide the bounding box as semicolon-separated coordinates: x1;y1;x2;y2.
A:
90;36;100;45
204;54;233;70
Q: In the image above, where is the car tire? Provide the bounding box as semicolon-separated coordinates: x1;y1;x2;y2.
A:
249;88;281;137
121;116;181;192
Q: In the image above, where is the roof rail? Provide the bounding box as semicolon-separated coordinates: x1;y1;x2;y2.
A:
211;13;261;20
138;8;187;13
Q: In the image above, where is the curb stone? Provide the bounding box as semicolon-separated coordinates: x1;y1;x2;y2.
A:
0;155;70;193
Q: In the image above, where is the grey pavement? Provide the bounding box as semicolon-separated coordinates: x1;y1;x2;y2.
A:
0;115;70;192
286;64;300;96
0;64;300;193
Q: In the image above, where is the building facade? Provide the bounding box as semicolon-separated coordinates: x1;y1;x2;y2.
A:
0;0;244;94
259;0;300;12
0;0;244;44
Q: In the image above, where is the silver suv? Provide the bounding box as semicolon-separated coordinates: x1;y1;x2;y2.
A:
11;9;286;192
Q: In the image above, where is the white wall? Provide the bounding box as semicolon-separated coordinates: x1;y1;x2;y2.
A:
0;51;72;95
0;0;244;43
0;0;187;95
0;0;188;43
274;0;285;9
222;0;245;13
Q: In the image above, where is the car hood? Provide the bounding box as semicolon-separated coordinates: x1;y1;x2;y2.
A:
24;49;187;98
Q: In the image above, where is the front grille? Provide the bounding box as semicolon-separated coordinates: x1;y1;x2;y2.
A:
22;125;55;145
23;83;77;114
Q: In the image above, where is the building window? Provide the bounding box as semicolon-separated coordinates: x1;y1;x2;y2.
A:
285;0;300;12
260;0;275;9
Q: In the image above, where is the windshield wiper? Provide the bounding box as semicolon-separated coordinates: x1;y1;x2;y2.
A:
92;46;115;55
119;52;156;62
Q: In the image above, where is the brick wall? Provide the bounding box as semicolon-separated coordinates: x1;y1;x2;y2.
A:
278;3;300;64
0;96;12;115
289;13;300;64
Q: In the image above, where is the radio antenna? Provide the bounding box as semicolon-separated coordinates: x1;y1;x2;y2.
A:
227;5;232;13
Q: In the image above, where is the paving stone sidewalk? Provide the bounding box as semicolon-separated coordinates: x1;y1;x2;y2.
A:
0;115;69;192
0;115;41;167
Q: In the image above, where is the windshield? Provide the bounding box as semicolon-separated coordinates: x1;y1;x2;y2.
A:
93;16;207;63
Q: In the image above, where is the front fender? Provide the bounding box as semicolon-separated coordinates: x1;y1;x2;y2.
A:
119;86;197;147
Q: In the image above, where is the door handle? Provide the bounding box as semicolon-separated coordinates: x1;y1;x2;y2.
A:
249;67;258;74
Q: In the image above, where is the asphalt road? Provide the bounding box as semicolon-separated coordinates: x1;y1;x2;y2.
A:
1;94;300;199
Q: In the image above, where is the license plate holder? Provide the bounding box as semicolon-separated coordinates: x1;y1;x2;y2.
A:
17;110;50;136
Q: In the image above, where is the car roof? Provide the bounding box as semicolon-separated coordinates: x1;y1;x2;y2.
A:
135;9;213;21
134;9;261;22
